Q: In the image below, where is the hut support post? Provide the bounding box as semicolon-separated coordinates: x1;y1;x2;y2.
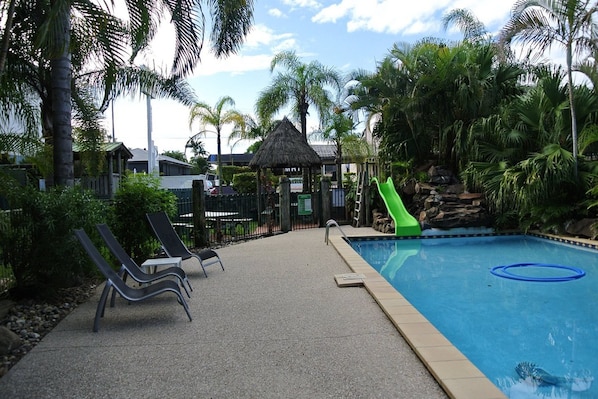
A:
192;179;208;248
320;178;331;227
256;169;263;225
279;177;291;232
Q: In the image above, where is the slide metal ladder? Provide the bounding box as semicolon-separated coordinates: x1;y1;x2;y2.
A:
353;171;366;227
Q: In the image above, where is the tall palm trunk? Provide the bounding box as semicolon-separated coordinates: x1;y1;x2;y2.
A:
0;0;17;76
566;44;578;176
300;98;309;191
216;127;222;189
51;0;73;187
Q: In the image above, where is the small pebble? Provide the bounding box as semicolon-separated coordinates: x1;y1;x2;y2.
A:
0;280;97;376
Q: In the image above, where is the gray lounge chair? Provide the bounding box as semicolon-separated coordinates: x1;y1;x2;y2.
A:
74;229;192;332
96;224;192;302
146;211;224;278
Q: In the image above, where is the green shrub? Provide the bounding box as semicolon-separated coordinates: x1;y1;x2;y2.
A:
109;172;177;264
0;185;106;298
232;172;257;194
222;165;251;185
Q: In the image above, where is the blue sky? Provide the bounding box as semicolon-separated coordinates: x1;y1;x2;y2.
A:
106;0;515;157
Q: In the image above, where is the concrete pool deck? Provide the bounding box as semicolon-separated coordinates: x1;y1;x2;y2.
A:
0;226;456;399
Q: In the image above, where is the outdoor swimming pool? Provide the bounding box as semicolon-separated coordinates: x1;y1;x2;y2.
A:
350;234;598;399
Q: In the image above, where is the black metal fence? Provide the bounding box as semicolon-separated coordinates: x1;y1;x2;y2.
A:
169;187;352;247
0;210;19;294
0;186;353;295
169;189;283;247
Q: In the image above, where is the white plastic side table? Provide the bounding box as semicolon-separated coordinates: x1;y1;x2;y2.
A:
141;257;183;274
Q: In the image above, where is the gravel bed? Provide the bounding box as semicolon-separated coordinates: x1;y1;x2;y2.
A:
0;279;99;377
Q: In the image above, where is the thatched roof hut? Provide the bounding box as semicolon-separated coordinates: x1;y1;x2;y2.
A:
249;117;322;169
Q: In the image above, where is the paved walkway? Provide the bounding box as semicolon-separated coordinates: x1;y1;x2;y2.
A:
0;227;447;399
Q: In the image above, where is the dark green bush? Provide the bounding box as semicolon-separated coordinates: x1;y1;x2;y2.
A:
0;185;106;298
109;173;177;264
222;165;251;185
232;172;257;194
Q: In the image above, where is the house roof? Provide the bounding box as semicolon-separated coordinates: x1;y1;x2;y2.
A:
72;142;133;159
310;144;336;161
248;117;322;169
129;148;192;167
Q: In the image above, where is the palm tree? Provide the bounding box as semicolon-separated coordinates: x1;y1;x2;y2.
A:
0;0;17;76
227;114;276;154
15;0;254;187
349;37;523;173
499;0;598;172
463;65;598;230
442;8;489;43
187;96;245;188
256;51;342;140
1;1;198;184
313;111;370;185
257;51;341;191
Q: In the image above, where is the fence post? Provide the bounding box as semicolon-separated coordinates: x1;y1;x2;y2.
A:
192;180;208;248
280;177;291;232
320;178;331;227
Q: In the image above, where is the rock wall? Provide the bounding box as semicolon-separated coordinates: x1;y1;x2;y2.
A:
371;166;598;239
372;166;493;234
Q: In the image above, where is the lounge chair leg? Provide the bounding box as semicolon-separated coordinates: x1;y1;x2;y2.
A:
98;281;112;318
181;279;191;298
94;280;112;332
111;267;128;308
181;297;192;322
185;277;193;292
172;290;193;322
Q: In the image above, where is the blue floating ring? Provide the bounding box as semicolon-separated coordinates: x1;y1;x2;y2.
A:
490;263;585;282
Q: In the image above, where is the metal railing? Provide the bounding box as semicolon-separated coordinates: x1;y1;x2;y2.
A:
0;209;19;295
170;190;282;247
0;185;354;295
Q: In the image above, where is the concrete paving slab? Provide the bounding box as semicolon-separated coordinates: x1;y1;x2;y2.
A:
0;227;447;399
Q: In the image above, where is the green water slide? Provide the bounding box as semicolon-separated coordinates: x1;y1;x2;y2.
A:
372;177;422;236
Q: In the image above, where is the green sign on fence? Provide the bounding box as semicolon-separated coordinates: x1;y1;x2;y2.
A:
297;194;312;216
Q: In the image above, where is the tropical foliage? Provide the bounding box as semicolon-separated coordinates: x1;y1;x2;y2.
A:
0;185;106;297
109;172;177;264
499;0;598;165
256;50;342;139
0;0;254;187
346;3;598;232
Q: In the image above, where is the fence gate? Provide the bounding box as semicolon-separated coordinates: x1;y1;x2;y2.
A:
169;181;353;247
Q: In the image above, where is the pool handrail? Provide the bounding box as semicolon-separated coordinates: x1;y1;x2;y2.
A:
325;219;348;245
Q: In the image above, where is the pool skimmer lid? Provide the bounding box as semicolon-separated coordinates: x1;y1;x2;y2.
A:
491;263;585;282
334;273;366;287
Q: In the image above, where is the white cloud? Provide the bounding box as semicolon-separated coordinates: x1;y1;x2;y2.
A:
312;0;513;37
313;0;448;34
282;0;322;9
272;38;299;53
268;8;285;18
310;1;353;24
191;53;273;77
244;24;294;49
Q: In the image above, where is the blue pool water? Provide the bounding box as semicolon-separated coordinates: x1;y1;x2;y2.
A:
350;235;598;398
